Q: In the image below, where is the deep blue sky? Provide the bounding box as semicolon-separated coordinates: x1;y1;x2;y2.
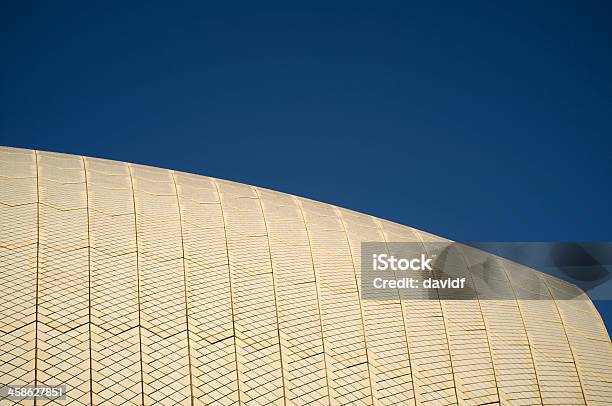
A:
2;2;611;330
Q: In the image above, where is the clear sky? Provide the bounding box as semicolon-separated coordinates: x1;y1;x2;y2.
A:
2;1;611;330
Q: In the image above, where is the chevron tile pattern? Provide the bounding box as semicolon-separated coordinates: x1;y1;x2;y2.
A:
0;147;611;405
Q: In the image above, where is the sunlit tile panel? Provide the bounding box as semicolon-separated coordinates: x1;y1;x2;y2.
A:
0;147;610;406
0;148;38;406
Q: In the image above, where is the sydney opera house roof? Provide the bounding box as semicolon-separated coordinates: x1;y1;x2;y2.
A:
0;146;610;405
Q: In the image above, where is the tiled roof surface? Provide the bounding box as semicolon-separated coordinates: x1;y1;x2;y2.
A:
0;147;610;405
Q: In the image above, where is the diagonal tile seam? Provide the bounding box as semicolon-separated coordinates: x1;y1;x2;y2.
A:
0;319;37;335
38;203;87;212
0;201;38;208
0;175;38;180
0;242;38;250
35;177;85;185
